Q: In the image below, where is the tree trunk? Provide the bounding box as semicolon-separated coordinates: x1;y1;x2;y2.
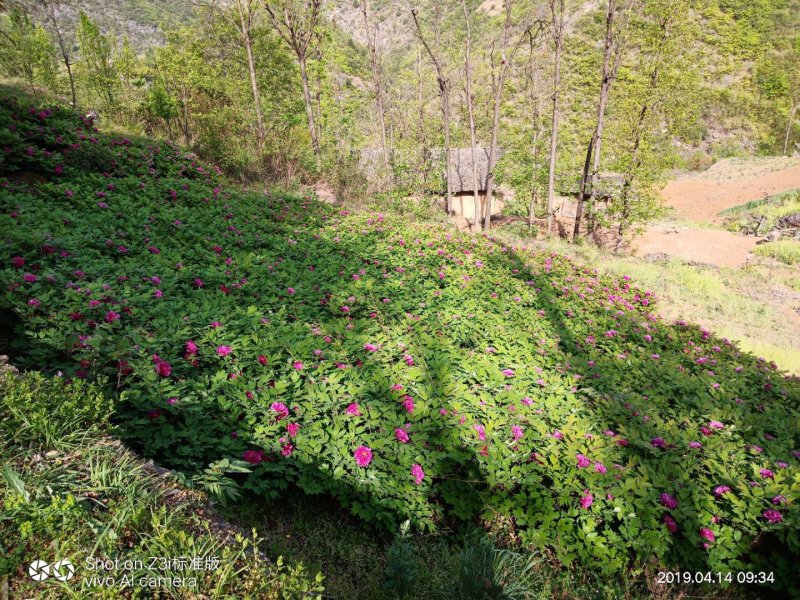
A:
412;8;452;214
299;56;321;156
573;136;594;241
47;2;76;108
239;4;266;150
362;0;389;170
784;102;798;156
546;0;564;235
462;0;480;229
442;85;453;214
484;0;514;232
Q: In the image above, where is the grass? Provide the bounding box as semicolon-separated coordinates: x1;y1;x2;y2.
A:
720;188;800;233
495;230;800;374
0;372;324;599
753;240;800;265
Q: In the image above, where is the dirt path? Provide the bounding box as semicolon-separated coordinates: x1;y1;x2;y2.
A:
661;157;800;224
632;157;800;267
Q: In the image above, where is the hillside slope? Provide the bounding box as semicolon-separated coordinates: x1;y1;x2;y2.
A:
1;89;799;594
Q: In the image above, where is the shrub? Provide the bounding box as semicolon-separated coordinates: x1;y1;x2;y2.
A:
753;240;800;265
1;91;798;594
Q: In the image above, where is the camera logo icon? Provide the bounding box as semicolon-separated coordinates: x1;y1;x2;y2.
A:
28;559;74;582
28;560;49;581
52;559;75;581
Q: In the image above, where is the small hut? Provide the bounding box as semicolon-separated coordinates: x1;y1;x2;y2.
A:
445;147;507;220
557;172;625;218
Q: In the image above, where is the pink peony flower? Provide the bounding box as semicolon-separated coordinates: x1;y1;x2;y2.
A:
287;423;300;437
511;425;524;441
474;424;486;441
354;445;373;467
551;430;563;440
760;469;774;479
281;443;294;457
594;462;607;474
664;514;678;533
713;485;731;497
270;402;289;419
155;360;172;377
292;361;304;370
502;368;515;378
287;287;296;295
363;343;378;352
700;527;715;542
579;491;593;509
186;340;198;354
763;509;782;524
258;355;268;365
411;463;425;485
242;450;263;464
10;256;25;268
772;495;787;505
395;428;410;443
105;311;120;323
660;493;679;509
217;345;232;356
576;454;590;468
345;403;361;416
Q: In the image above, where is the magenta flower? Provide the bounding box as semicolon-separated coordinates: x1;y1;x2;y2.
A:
763;509;782;524
576;454;590;468
258;355;268;365
10;256;25;268
474;424;486;441
395;428;410;443
401;396;415;414
105;311;120;323
293;361;304;370
709;420;724;430
651;437;666;449
345;403;361;416
551;430;564;440
186;340;198;354
689;441;702;449
411;463;425;485
287;287;296;295
281;443;294;457
713;485;731;497
660;493;679;509
23;273;37;283
287;423;300;437
242;450;263;464
217;345;232;356
700;527;715;542
579;491;593;509
594;462;607;474
363;343;378;352
502;368;515;378
270;402;289;419
772;495;787;505
663;514;678;534
511;425;524;441
354;445;373;467
155;360;172;377
760;469;774;479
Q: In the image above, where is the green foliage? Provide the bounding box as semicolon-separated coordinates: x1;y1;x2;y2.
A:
753;240;800;264
721;188;800;233
0;8;58;96
75;12;117;109
0;371;324;598
1;93;799;595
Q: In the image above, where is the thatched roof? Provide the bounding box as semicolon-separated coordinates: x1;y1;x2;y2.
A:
445;147;492;193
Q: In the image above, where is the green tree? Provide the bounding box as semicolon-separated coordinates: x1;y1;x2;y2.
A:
76;12;117;109
0;7;57;98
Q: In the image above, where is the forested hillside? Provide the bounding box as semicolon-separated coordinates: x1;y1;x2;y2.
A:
2;0;799;236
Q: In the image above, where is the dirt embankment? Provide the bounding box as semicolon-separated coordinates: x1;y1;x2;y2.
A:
632;157;800;268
